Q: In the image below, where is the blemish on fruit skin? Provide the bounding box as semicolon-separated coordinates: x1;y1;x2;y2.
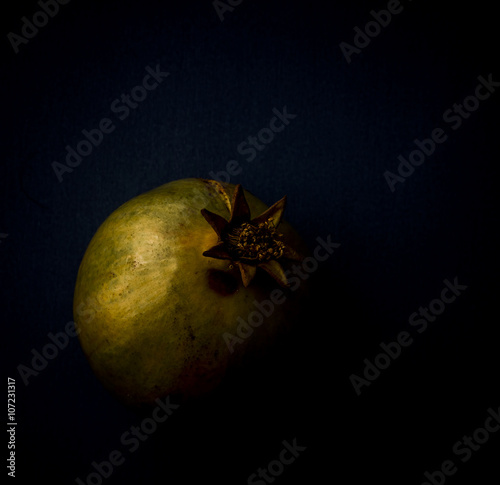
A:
200;178;232;212
187;325;196;341
207;269;239;296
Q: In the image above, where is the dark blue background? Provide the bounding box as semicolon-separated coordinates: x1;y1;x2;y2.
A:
1;0;498;483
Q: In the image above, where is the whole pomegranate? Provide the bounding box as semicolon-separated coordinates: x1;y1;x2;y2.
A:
74;178;308;406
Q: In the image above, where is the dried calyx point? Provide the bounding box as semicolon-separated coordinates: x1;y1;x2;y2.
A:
201;184;302;288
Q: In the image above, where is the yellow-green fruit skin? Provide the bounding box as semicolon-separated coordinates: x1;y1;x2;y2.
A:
74;179;308;406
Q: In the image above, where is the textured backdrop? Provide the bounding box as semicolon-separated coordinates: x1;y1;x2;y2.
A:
1;0;499;484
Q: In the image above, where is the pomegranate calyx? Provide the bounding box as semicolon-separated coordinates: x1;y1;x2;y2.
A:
201;184;302;288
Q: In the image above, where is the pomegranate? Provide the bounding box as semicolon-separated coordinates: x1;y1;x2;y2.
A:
73;178;308;406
